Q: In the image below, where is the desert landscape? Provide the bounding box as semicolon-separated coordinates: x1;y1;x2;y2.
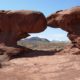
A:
0;5;80;80
0;37;80;80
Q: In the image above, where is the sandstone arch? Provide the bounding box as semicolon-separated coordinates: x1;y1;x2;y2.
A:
0;10;47;57
47;6;80;49
0;10;47;46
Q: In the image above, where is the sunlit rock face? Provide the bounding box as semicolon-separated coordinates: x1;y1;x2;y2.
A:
47;6;80;48
0;10;47;58
0;10;47;46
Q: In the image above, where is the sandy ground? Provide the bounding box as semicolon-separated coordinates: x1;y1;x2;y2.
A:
0;55;80;80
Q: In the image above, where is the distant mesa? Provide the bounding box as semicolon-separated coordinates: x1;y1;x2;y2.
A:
21;37;50;43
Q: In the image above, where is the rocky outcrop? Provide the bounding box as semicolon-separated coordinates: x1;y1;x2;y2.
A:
56;44;80;55
47;6;80;49
0;10;47;46
0;10;47;60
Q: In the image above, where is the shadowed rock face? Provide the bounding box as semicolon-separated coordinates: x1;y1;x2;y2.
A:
47;6;80;48
0;10;47;46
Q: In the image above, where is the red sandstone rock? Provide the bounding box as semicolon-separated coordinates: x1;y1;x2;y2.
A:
47;6;80;48
0;10;47;59
56;44;80;55
0;10;47;46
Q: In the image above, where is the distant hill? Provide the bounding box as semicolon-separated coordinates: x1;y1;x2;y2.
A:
21;37;50;43
18;37;69;51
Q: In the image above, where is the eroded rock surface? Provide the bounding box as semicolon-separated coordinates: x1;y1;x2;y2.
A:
47;6;80;49
56;44;80;55
0;10;47;46
0;10;47;59
0;55;80;80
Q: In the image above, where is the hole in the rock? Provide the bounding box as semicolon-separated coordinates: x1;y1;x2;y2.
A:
17;27;70;51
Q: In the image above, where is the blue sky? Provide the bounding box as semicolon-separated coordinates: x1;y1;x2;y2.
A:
0;0;80;41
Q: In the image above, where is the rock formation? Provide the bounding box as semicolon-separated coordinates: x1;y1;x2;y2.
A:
0;10;47;46
0;10;47;59
0;55;80;80
47;6;80;49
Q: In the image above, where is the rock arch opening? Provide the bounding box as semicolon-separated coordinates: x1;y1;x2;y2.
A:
18;27;70;51
24;27;69;41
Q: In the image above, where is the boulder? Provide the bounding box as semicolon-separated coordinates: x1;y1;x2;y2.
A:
0;10;47;60
47;6;80;49
0;10;47;46
56;44;80;55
